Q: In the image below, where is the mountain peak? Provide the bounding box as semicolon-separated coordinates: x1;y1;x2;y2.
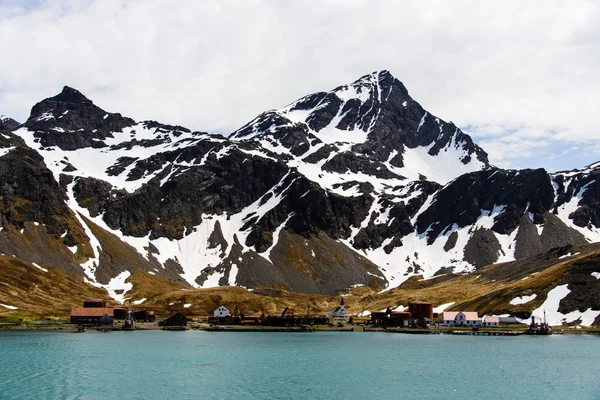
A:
0;115;21;131
53;86;93;105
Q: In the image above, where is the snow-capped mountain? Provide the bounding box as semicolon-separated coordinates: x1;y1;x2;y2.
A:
0;115;21;131
3;71;599;301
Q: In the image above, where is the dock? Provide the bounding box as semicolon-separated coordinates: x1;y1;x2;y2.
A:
449;330;523;336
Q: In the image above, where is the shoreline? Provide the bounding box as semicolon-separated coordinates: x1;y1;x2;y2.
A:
2;324;599;335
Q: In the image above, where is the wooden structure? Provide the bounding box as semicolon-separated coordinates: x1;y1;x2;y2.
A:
328;298;349;321
483;316;500;327
213;305;231;318
443;311;482;327
408;301;433;320
133;310;155;322
83;299;107;308
159;313;188;327
371;310;412;327
70;308;114;325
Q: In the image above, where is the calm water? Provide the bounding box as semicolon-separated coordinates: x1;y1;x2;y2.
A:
1;331;599;400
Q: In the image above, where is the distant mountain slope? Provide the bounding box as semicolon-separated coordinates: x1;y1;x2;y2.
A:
2;71;598;301
2;242;598;327
0;115;21;131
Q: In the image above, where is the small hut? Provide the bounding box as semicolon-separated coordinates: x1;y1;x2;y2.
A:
159;313;188;327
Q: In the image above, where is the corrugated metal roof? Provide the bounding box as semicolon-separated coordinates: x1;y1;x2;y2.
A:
484;316;500;323
443;311;480;321
71;307;115;317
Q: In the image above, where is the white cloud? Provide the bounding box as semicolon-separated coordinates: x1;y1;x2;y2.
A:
0;0;598;170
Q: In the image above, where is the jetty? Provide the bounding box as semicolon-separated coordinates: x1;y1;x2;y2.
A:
449;330;523;336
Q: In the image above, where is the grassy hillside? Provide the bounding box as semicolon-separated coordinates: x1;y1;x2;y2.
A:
1;243;599;325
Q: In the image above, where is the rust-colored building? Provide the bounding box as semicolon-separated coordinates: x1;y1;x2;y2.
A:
371;311;412;327
70;307;115;325
83;299;107;308
133;310;156;322
408;301;433;320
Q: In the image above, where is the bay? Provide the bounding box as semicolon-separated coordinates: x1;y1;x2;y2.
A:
1;331;599;399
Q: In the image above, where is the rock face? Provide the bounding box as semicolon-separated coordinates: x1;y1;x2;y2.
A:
3;72;600;299
0;116;21;131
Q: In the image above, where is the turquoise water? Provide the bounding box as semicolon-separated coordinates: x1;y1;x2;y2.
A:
1;331;599;400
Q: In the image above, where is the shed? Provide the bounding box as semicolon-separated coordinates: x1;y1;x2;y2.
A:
159;313;188;327
483;316;500;327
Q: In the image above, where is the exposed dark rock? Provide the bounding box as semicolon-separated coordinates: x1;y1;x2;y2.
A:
443;231;458;252
539;213;587;251
1;116;21;131
3;72;599;298
463;228;502;269
23;86;135;150
416;168;555;242
513;214;544;259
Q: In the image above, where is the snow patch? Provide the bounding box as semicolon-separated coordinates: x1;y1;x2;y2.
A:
510;294;537;305
31;262;48;273
433;302;455;313
103;271;133;304
522;285;600;326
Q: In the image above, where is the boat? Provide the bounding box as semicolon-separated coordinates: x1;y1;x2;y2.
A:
121;308;136;331
525;311;552;335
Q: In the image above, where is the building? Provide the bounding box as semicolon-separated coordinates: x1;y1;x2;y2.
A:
443;311;482;327
70;307;115;325
134;310;156;322
83;299;107;308
159;313;188;327
371;309;412;327
328;298;349;321
214;305;230;318
483;316;500;327
408;301;433;320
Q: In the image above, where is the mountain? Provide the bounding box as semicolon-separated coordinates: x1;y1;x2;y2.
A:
2;241;599;326
0;115;21;131
1;71;599;306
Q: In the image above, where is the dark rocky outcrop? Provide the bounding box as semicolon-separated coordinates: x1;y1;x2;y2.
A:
24;86;135;150
1;72;598;297
463;228;502;269
1;116;21;131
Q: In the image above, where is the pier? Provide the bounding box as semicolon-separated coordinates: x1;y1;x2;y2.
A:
449;330;523;336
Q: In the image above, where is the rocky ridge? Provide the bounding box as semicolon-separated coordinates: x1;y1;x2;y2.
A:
0;71;598;300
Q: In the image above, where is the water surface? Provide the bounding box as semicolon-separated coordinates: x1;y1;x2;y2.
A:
1;331;599;399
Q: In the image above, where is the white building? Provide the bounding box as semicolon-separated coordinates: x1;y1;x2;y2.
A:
443;311;482;327
214;305;230;318
483;316;500;327
328;298;349;320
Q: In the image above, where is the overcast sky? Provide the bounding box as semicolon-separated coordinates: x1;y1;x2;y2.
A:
1;0;598;171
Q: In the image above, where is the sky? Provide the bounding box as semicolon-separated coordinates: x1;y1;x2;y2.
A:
0;0;598;172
